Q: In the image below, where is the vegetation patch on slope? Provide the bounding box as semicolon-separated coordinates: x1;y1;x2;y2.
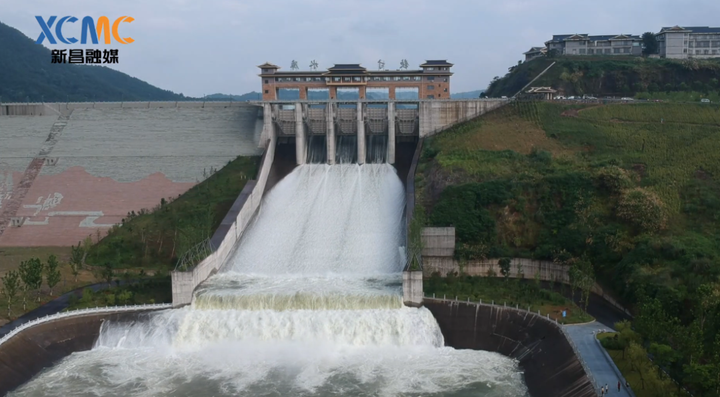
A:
418;101;720;394
86;155;260;270
485;56;720;98
425;273;593;324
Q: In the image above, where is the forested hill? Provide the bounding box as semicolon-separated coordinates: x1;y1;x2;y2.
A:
485;55;720;98
0;21;185;102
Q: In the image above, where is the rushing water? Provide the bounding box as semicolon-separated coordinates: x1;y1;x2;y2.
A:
10;164;528;397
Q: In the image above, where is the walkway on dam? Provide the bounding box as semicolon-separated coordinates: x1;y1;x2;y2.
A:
564;322;635;397
0;281;134;338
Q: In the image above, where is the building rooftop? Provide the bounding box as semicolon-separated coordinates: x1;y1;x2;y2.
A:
327;64;366;70
524;47;547;54
527;86;557;93
420;60;453;67
549;34;640;42
659;26;720;33
259;60;453;76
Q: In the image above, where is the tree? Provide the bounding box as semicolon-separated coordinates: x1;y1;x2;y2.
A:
574;258;595;311
617;188;667;232
1;270;20;318
82;236;93;264
45;254;61;296
616;320;641;358
648;343;676;377
101;263;114;287
642;32;659;55
516;260;525;279
683;362;716;395
19;258;43;304
568;262;581;301
70;241;84;272
499;258;511;281
627;341;652;389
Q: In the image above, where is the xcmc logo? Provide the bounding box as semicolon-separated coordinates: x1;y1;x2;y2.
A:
36;16;134;64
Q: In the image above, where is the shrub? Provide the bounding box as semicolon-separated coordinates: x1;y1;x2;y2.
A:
617;188;667;232
595;166;634;194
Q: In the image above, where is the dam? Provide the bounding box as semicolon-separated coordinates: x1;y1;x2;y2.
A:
7;139;529;396
0;95;594;395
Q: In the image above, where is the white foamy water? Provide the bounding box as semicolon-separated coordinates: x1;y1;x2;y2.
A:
10;163;528;396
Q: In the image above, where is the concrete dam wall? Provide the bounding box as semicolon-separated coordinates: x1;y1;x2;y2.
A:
257;99;508;165
0;102;263;247
0;308;164;395
424;299;597;397
170;123;277;307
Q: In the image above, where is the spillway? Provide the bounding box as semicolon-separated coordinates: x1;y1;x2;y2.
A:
10;162;528;396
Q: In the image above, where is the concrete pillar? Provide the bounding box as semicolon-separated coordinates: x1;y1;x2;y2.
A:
387;101;396;164
357;101;366;165
359;86;367;99
299;87;307;100
295;103;306;165
260;103;274;148
418;101;431;138
402;270;423;307
326;102;335;164
389;87;396;100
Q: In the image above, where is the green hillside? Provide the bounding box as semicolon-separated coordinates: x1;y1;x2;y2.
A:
485;56;720;99
417;101;720;394
0;21;185;102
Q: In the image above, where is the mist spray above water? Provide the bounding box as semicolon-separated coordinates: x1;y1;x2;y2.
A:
10;144;528;396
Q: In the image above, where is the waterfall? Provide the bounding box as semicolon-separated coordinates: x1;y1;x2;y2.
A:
10;160;527;397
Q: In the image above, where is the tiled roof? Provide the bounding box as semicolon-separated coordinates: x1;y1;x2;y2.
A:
420;60;453;67
328;64;366;70
527;87;557;93
660;26;720;33
257;62;279;69
550;34;640;42
524;47;546;54
551;34;581;41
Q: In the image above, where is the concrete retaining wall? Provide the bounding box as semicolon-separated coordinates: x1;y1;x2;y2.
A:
419;99;507;137
424;299;596;397
402;139;423;305
422;227;632;317
0;309;161;395
170;128;277;307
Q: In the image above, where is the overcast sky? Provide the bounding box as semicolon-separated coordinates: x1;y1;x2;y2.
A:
2;0;719;97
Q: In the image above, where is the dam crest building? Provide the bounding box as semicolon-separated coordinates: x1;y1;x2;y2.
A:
259;60;453;100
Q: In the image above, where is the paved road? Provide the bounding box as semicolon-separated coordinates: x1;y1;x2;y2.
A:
564;322;635;397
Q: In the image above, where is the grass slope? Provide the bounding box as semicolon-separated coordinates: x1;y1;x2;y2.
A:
425;274;593;324
418;101;720;393
86;155;260;270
